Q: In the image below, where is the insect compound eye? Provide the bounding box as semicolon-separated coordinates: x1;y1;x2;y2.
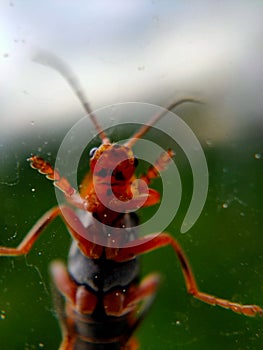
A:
134;157;139;167
114;170;125;180
89;147;98;158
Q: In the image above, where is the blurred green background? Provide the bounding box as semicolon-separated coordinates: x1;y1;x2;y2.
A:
1;1;263;349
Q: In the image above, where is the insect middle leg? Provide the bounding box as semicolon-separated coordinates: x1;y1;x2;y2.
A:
110;233;263;317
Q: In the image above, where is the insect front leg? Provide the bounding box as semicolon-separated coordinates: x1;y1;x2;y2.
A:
110;233;263;317
29;156;89;210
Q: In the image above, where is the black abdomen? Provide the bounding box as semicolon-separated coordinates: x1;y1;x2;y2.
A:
68;242;139;293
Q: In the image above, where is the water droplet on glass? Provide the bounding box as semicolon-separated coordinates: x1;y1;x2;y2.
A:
254;153;262;160
0;310;6;320
206;139;213;146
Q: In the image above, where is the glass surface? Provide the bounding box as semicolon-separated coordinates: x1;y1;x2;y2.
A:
0;1;262;349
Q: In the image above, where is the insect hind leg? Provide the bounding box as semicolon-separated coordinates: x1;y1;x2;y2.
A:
122;274;161;349
112;233;263;317
50;260;100;349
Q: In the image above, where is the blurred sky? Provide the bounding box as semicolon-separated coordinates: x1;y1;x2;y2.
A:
0;0;263;139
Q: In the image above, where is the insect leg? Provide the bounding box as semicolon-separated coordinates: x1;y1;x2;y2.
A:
50;265;76;350
0;206;61;256
122;274;161;349
137;149;175;207
50;261;98;350
58;336;75;350
103;274;159;350
50;260;98;314
0;205;102;259
110;233;263;317
123;337;139;350
140;149;174;186
29;156;88;210
103;273;160;317
124;273;161;311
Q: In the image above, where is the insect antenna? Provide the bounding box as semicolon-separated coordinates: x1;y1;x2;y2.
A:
125;98;202;148
33;50;109;144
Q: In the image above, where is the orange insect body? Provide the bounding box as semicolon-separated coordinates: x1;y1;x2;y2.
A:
86;144;140;214
1;54;262;349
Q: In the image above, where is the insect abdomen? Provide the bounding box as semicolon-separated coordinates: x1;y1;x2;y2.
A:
71;310;135;350
65;212;140;349
68;242;140;293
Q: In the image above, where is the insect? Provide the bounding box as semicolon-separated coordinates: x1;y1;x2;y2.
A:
0;54;262;350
